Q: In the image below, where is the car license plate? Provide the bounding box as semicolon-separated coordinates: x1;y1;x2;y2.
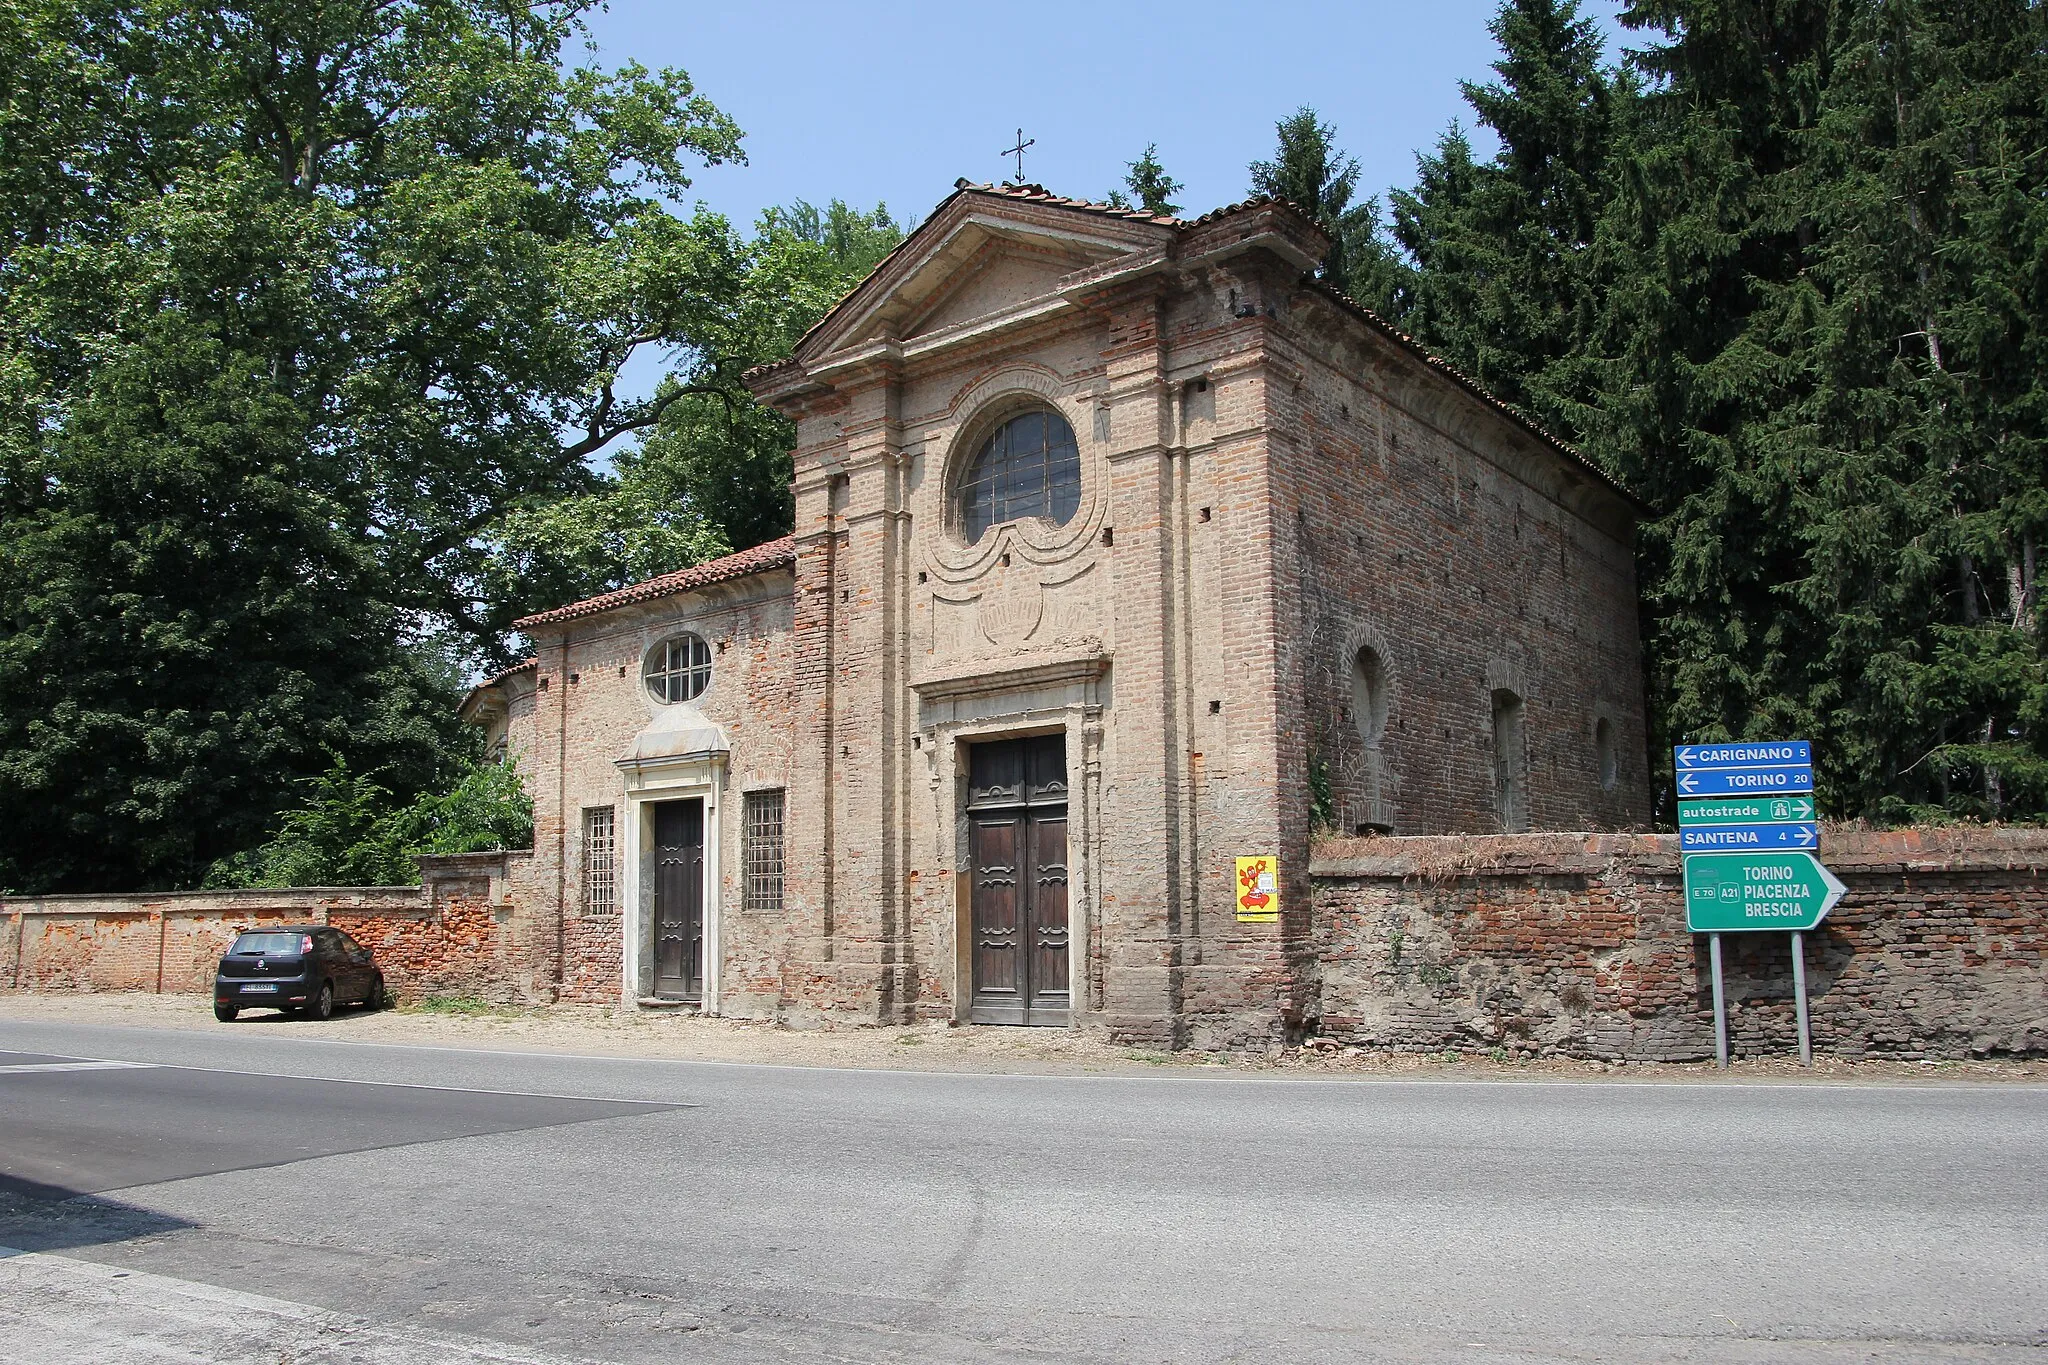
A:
242;984;278;994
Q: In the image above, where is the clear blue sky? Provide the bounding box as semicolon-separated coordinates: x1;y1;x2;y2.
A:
580;1;1630;234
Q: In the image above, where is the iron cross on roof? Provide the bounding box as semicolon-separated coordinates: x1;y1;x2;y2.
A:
1001;128;1034;178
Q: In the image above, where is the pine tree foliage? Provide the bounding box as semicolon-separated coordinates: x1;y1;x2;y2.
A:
1389;0;1626;435
1313;0;2048;823
1250;108;1406;305
1106;145;1185;216
1575;0;2048;821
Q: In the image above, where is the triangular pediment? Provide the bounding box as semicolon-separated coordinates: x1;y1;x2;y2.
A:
903;240;1097;339
792;186;1177;365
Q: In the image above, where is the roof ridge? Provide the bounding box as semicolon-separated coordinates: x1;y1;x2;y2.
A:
1303;279;1644;510
964;179;1184;226
513;536;798;631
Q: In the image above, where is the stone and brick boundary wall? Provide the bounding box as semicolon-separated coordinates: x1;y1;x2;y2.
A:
1;853;544;1006
1311;828;2048;1061
12;832;2044;1059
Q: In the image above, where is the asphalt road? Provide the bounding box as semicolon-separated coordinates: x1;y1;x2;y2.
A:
1;1019;2044;1364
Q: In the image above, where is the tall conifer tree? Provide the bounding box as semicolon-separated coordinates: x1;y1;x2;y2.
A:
1578;0;2048;818
1758;0;2048;817
1390;0;1625;437
1250;108;1406;308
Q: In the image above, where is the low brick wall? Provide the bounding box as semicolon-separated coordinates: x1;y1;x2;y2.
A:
1311;829;2048;1061
2;853;541;1006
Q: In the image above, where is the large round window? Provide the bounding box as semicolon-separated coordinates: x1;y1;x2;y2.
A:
644;633;711;704
959;409;1081;543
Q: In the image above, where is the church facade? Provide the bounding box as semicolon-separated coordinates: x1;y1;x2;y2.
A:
463;183;1652;1047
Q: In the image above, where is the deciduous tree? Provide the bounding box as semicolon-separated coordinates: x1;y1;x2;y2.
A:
0;0;741;889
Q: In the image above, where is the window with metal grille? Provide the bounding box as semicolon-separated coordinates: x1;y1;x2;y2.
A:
583;806;617;916
959;409;1081;543
644;633;711;703
743;790;785;913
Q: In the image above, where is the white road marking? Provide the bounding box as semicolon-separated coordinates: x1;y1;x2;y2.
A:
0;1051;681;1104
0;1246;597;1364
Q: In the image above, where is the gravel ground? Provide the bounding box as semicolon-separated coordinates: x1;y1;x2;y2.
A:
3;990;2041;1083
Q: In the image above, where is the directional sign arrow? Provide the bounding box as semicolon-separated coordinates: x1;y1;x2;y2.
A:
1683;851;1846;933
1677;795;1816;826
1679;822;1818;852
1675;766;1813;797
1675;741;1812;770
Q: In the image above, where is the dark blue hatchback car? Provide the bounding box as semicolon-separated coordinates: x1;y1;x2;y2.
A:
213;926;385;1022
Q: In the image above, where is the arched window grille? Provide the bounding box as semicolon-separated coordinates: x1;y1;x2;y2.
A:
960;409;1082;542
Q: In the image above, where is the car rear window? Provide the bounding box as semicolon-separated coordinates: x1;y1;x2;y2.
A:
232;932;304;956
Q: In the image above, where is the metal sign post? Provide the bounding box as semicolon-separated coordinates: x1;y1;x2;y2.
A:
1710;932;1728;1069
1676;741;1839;1069
1791;930;1812;1066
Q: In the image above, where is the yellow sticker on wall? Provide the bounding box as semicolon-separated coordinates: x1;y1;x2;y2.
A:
1235;855;1280;922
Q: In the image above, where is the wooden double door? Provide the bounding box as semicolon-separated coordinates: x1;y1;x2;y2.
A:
967;735;1070;1026
652;799;705;1001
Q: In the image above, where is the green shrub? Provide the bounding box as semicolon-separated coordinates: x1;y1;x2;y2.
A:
206;752;532;888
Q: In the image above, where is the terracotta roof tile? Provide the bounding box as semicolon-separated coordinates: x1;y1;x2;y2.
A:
1183;193;1312;226
478;657;536;689
513;537;797;631
962;180;1184;226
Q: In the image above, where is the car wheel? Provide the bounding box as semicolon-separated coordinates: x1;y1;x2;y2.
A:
362;972;385;1011
307;980;335;1021
214;1004;239;1023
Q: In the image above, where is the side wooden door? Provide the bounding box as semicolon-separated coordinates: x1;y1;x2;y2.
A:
652;799;705;1000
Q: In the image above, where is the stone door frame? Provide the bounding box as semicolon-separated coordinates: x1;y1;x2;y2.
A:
914;656;1106;1027
616;750;727;1013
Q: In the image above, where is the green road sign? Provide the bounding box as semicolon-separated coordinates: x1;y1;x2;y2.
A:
1683;851;1846;932
1677;795;1816;826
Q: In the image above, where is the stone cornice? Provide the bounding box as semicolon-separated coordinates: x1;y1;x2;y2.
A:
910;650;1110;703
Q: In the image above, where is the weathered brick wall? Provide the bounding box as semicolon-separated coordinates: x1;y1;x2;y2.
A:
3;855;542;1006
517;573;799;1009
1312;829;2048;1060
1271;300;1654;842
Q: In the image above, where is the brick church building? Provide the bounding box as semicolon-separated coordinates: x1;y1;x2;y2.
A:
462;182;1652;1047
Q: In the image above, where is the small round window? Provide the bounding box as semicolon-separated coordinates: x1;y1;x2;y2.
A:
960;409;1081;543
644;633;711;704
